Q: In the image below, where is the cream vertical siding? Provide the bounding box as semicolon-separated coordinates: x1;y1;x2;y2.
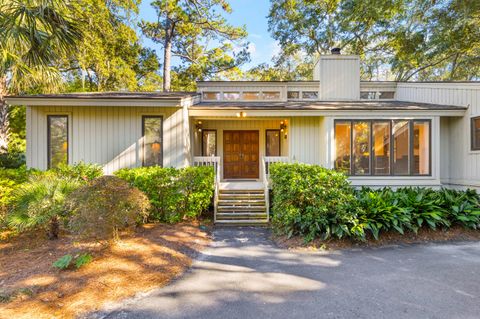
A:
318;55;360;100
289;117;325;165
192;119;288;180
397;83;480;189
27;106;187;174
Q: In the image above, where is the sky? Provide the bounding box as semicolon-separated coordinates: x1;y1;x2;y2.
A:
137;0;280;70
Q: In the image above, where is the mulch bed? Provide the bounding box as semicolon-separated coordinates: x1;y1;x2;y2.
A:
273;226;480;251
0;222;211;319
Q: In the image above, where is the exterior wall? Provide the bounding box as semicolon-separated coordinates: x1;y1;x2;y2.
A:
26;105;188;174
396;82;480;190
289;117;326;165
192;119;288;180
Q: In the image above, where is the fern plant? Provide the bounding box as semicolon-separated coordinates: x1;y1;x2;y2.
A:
7;173;81;239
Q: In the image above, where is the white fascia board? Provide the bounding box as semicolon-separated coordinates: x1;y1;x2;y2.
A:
5;97;185;107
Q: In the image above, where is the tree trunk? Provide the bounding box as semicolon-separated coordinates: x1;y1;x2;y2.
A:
0;77;9;153
163;32;172;92
48;216;59;240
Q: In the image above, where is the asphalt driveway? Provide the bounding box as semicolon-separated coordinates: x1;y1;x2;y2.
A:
94;227;480;319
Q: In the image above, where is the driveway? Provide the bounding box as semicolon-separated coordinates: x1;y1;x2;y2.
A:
94;227;480;319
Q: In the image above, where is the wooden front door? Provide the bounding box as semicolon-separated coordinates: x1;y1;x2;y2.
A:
223;130;259;179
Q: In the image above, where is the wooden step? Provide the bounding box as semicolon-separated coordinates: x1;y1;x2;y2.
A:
219;194;264;200
219;189;264;194
218;206;266;212
215;219;269;226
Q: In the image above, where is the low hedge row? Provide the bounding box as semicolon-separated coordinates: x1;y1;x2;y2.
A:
115;166;214;223
270;163;480;242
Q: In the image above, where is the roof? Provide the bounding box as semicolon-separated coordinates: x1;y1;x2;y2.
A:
7;91;200;100
191;100;467;111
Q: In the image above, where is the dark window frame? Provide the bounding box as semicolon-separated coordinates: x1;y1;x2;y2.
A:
47;115;69;169
142;115;163;167
471;116;480;151
201;129;217;156
334;119;432;177
265;129;281;156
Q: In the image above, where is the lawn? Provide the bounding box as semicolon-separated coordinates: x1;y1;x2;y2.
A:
0;222;210;319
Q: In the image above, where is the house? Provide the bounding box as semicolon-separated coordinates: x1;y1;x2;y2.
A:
6;53;480;225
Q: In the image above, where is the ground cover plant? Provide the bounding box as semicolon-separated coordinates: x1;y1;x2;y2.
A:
115;166;214;223
270;163;480;242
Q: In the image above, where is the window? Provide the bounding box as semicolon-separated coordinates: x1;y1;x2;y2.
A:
223;92;241;100
263;91;281;100
472;117;480;151
203;92;220;101
47;115;68;169
334;119;430;176
360;92;377;100
302;91;318;99
202;130;217;156
287;91;300;99
266;130;281;156
379;91;395;99
334;122;351;173
243;92;261;100
142;116;163;166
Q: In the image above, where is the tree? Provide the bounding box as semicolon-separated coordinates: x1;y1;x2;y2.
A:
141;0;249;91
61;0;162;92
268;0;480;81
0;0;82;153
245;54;314;81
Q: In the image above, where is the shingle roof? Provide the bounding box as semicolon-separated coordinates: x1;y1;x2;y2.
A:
191;100;467;111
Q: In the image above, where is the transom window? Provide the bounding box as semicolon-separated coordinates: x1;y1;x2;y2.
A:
263;91;281;100
142;116;163;167
287;91;300;99
334;119;431;176
472;117;480;151
223;92;241;100
243;92;261;100
302;91;318;99
203;92;220;101
47;115;68;169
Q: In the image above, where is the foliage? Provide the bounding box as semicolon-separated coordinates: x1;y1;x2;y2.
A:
53;162;103;182
270;163;480;242
268;0;480;81
53;254;73;270
0;166;33;227
270;163;359;242
140;0;249;91
7;173;82;238
52;253;93;270
66;176;150;240
115;166;214;223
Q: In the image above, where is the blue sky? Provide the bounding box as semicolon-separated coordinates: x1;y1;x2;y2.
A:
138;0;279;70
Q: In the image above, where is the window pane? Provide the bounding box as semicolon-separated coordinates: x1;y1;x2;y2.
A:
379;91;395;99
143;116;163;166
393;121;410;175
266;130;281;156
202;130;216;156
223;92;240;100
287;91;299;99
335;122;351;174
48;116;68;169
302;91;318;99
263;91;281;100
243;92;261;100
360;92;376;100
203;92;220;100
473;117;480;150
373;122;390;175
353;121;370;175
414;121;430;175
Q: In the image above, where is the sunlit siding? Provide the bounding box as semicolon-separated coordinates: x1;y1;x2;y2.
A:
397;83;480;189
318;56;360;100
289;117;324;165
26;106;187;174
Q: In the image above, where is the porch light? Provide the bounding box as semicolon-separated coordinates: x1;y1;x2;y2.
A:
236;111;247;118
151;141;161;153
280;120;288;139
195;121;203;132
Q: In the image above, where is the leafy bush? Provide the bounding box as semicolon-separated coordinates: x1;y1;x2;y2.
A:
53;162;103;181
66;176;150;240
0;166;33;227
270;163;359;242
7;173;82;238
115;166;214;223
439;188;480;229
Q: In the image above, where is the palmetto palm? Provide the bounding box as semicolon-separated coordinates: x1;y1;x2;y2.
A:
0;0;82;152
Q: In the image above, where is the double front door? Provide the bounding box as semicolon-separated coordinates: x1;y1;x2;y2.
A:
223;130;259;179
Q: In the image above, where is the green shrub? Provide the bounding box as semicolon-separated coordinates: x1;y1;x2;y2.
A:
66;176;150;240
52;253;93;270
53;254;73;270
439;188;480;229
0;166;34;227
7;173;82;238
115;166;214;223
270;163;359;242
53;162;103;181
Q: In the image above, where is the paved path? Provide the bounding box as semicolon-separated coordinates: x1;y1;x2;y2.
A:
96;227;480;319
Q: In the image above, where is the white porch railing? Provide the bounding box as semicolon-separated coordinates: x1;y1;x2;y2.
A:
262;156;290;222
193;156;221;223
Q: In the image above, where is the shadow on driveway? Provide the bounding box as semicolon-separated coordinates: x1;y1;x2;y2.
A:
90;227;480;319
